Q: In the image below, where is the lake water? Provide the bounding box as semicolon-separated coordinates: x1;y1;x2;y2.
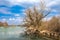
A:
0;26;53;40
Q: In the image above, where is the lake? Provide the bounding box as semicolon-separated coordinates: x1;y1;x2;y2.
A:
0;26;54;40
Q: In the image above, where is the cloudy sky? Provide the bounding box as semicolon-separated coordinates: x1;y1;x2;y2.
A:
0;0;60;25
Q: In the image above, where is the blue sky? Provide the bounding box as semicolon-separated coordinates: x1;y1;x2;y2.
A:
0;0;60;25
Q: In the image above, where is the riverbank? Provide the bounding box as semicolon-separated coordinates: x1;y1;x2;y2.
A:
25;28;60;40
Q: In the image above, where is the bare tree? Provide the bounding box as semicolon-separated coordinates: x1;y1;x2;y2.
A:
22;0;51;30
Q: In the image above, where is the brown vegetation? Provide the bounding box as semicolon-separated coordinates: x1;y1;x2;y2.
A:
0;22;8;27
47;16;60;33
0;22;3;26
21;0;60;40
22;1;51;30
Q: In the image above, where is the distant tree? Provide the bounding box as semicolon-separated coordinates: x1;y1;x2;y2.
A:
3;22;8;27
0;22;3;26
47;16;60;33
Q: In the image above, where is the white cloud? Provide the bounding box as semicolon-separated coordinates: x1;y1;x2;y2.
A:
0;0;12;7
7;0;40;4
46;0;60;7
46;0;60;14
14;14;20;17
9;18;15;21
0;18;7;22
0;0;59;8
47;1;56;7
2;18;6;21
8;0;56;7
14;17;23;23
44;0;55;4
8;17;23;25
0;7;11;14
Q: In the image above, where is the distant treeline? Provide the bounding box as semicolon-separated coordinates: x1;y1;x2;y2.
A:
0;22;8;27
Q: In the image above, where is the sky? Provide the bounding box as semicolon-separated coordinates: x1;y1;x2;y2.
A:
0;0;60;25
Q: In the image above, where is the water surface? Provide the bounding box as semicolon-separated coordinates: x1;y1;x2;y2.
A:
0;26;53;40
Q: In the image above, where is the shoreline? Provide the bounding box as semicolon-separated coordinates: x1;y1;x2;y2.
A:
25;29;60;40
